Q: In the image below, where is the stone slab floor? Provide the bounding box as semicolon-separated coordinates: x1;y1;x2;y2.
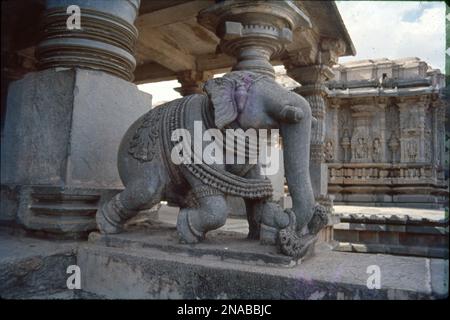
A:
0;204;448;299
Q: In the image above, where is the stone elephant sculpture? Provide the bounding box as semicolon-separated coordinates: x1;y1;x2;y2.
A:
96;71;327;257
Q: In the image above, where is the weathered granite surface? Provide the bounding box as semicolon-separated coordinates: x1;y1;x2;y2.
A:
0;231;77;299
1;211;447;299
78;237;448;299
0;68;151;235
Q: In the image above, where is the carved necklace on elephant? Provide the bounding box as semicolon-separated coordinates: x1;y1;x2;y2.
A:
164;96;272;199
177;95;273;199
206;100;258;178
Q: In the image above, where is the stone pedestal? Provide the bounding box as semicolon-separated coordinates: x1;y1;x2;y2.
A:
75;227;447;299
0;225;447;299
0;68;151;236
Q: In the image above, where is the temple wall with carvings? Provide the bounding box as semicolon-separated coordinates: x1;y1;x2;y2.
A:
321;58;447;208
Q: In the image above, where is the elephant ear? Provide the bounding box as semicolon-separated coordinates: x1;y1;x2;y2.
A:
203;77;238;129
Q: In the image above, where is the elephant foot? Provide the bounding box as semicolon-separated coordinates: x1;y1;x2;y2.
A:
260;223;278;245
176;208;205;244
275;209;318;259
275;205;329;258
307;204;328;235
259;201;290;245
96;196;124;234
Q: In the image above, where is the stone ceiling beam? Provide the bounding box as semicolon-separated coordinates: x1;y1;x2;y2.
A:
134;62;176;84
137;30;196;72
196;53;236;73
136;0;212;29
138;0;191;15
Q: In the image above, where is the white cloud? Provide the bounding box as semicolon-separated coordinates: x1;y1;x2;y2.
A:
336;1;446;71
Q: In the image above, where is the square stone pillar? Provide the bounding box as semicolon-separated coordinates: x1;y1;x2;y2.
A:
0;0;151;237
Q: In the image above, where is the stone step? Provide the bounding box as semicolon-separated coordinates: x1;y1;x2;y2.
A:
31;204;98;216
1;230;448;299
335;242;448;259
0;233;78;299
334;221;449;259
77;230;448;299
87;224;303;267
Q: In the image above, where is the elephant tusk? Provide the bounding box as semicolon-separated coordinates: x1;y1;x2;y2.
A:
280;105;303;123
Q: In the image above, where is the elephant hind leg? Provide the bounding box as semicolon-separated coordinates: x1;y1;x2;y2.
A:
177;193;229;244
96;177;164;234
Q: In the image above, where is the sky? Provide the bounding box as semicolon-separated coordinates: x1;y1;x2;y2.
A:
335;1;446;70
139;1;446;104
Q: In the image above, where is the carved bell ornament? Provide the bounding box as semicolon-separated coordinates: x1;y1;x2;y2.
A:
198;0;312;77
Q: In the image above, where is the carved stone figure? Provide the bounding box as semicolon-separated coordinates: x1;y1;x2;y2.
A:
388;132;400;163
96;71;327;258
372;138;382;162
340;128;351;162
324;140;334;162
406;140;418;162
354;137;369;160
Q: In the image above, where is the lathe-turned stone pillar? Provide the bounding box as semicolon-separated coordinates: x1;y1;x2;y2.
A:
37;0;140;81
198;0;311;206
0;0;151;237
198;0;312;78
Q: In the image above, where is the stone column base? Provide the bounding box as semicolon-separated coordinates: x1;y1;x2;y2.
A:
1;185;121;238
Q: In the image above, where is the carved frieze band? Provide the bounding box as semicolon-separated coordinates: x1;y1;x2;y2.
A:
323;93;443;183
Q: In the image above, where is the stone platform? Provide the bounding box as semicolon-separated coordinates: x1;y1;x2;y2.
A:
0;226;447;299
78;233;447;299
333;206;448;259
0;205;448;299
88;222;306;267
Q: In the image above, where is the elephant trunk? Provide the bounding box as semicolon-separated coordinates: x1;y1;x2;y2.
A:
280;107;315;232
